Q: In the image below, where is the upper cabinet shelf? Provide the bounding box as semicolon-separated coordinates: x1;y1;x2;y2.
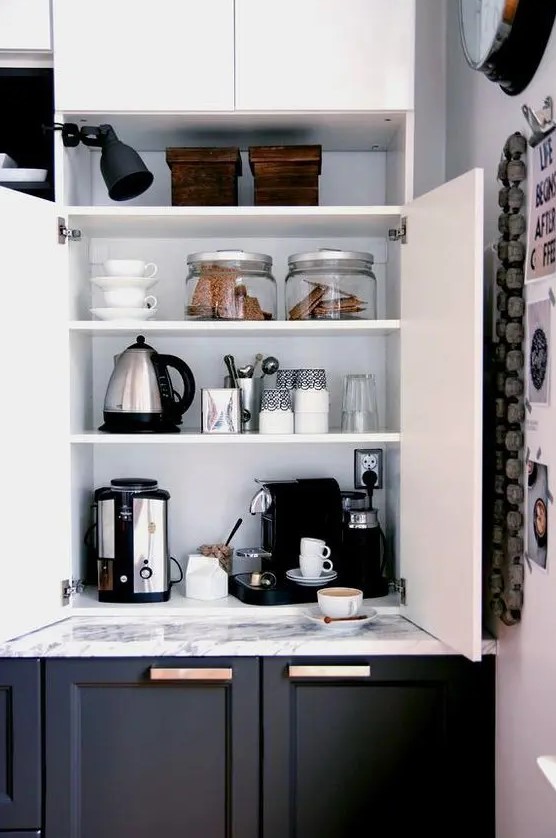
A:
52;0;415;114
65;206;402;238
69;320;401;338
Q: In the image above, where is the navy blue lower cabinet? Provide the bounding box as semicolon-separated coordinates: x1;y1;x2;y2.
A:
0;832;41;836
45;658;259;838
0;660;41;831
262;656;495;838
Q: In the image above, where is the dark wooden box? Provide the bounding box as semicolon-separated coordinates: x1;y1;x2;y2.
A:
248;145;322;206
165;147;242;206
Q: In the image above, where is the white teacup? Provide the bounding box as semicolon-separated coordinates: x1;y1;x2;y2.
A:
317;587;363;618
299;555;334;578
300;537;331;559
103;290;157;308
104;259;158;279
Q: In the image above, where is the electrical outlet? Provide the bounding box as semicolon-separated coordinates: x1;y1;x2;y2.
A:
354;448;383;489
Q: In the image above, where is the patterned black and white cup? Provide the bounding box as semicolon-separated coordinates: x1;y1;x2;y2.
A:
276;369;299;390
296;368;327;390
260;388;292;411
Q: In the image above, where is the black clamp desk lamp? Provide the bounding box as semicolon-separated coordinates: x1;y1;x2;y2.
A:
46;122;154;201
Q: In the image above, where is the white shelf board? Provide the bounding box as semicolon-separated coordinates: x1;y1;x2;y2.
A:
70;430;401;445
69;319;400;337
66;205;402;238
61;110;406;152
69;587;401;617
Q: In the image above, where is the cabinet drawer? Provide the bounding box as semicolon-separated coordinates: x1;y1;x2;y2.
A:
263;656;495;838
45;658;259;838
0;660;41;831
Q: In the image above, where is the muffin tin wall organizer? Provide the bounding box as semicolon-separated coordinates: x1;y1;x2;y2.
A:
489;131;527;626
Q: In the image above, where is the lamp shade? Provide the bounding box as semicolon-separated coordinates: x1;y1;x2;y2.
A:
98;125;154;201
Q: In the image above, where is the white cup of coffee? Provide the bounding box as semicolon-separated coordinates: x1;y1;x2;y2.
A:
102;290;157;309
299;554;334;578
300;537;331;559
104;259;158;279
317;587;363;618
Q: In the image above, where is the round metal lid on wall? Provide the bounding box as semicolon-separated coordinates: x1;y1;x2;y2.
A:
458;0;556;96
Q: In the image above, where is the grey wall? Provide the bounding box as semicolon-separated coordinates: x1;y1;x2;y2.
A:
446;4;556;837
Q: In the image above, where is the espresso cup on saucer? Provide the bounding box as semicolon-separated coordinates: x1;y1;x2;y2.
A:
103;288;157;308
299;554;334;578
317;587;363;618
104;259;158;279
300;537;331;559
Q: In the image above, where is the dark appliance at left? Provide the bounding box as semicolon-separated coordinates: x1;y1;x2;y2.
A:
93;478;179;603
0;68;54;200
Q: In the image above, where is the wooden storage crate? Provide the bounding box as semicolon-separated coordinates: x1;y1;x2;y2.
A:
248;145;322;206
165;147;242;206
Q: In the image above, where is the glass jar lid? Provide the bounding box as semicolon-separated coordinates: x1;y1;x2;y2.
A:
288;248;374;269
188;250;273;268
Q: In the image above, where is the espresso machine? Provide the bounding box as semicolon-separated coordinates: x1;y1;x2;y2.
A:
229;477;343;604
93;478;176;602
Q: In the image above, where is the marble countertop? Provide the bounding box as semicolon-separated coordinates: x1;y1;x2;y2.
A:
0;606;497;658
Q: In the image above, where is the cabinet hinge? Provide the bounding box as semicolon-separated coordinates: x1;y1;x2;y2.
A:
58;217;82;244
62;578;85;605
389;577;407;605
388;217;407;244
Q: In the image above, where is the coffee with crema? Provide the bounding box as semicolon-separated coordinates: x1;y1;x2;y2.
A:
324;588;361;597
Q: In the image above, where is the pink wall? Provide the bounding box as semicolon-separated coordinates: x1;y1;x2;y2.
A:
445;7;556;836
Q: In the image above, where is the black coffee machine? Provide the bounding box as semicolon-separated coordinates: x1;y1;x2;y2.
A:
229;477;343;605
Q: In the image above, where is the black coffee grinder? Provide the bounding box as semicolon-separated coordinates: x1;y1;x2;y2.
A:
341;471;390;597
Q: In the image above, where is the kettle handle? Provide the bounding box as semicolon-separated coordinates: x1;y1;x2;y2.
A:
152;353;196;424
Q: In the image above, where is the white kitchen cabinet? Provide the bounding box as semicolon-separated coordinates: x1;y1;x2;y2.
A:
0;157;484;661
0;187;70;644
0;0;51;52
235;0;415;111
51;0;235;112
51;0;414;115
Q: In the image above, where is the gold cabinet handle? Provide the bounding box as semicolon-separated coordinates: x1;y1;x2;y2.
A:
149;667;232;682
288;665;371;679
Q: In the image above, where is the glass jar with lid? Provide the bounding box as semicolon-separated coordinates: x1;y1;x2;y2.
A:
285;249;377;320
185;250;277;321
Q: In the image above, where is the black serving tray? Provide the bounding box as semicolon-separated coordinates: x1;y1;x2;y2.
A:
228;573;335;606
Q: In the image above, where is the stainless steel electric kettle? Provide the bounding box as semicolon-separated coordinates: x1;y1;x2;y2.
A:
99;335;196;433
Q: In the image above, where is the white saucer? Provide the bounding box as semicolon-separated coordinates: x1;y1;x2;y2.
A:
90;276;158;290
304;608;378;630
0;168;47;182
90;307;158;321
286;568;337;586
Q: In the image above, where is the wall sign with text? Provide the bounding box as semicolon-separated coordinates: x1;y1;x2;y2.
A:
526;132;556;283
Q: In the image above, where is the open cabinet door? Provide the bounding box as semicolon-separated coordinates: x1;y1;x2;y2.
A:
0;187;69;643
400;169;484;661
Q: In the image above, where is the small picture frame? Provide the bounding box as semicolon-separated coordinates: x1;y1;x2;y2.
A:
201;388;242;434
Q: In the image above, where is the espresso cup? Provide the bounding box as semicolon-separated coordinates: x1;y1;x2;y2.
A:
299;554;333;578
103;290;157;308
317;587;363;618
104;259;158;279
300;537;331;559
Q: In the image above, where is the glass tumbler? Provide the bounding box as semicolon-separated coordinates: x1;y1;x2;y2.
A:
341;374;379;432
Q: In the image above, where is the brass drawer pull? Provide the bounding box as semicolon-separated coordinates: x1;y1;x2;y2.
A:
288;665;371;679
149;667;232;682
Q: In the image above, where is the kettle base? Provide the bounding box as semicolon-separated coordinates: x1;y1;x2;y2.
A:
99;412;181;433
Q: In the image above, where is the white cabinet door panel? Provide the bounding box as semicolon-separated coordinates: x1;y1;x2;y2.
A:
0;0;51;51
0;187;69;643
235;0;415;111
52;0;234;112
400;168;484;662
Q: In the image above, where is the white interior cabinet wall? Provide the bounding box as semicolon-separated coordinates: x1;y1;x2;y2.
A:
0;0;51;51
235;0;415;111
51;0;234;112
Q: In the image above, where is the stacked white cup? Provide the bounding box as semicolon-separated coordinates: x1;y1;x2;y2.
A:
90;259;159;320
292;368;329;433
